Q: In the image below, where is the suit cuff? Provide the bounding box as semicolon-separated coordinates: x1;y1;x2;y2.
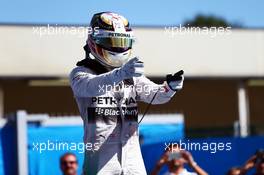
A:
163;81;176;97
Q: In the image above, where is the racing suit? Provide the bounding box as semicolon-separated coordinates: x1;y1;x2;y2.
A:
70;62;176;175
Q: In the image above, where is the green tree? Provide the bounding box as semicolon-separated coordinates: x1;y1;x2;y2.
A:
184;14;240;28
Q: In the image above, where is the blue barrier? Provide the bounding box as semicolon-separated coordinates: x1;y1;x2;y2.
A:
139;124;184;145
0;130;3;175
0;122;17;175
141;136;264;175
0;121;263;175
27;125;84;175
27;123;183;175
188;137;264;175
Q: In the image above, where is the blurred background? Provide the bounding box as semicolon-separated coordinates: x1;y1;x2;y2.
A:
0;0;264;175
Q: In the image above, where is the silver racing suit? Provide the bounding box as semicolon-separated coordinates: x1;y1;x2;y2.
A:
69;66;176;175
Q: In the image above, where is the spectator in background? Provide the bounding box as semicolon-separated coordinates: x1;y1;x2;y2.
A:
151;144;208;175
226;167;242;175
60;152;78;175
255;161;264;175
241;149;264;175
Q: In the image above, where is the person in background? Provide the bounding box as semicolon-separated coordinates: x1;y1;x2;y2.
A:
226;167;242;175
241;149;264;175
151;144;208;175
60;152;78;175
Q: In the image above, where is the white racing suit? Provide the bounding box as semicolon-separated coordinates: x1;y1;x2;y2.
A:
70;65;176;175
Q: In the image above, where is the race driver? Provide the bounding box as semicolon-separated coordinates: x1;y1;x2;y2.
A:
69;12;184;175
